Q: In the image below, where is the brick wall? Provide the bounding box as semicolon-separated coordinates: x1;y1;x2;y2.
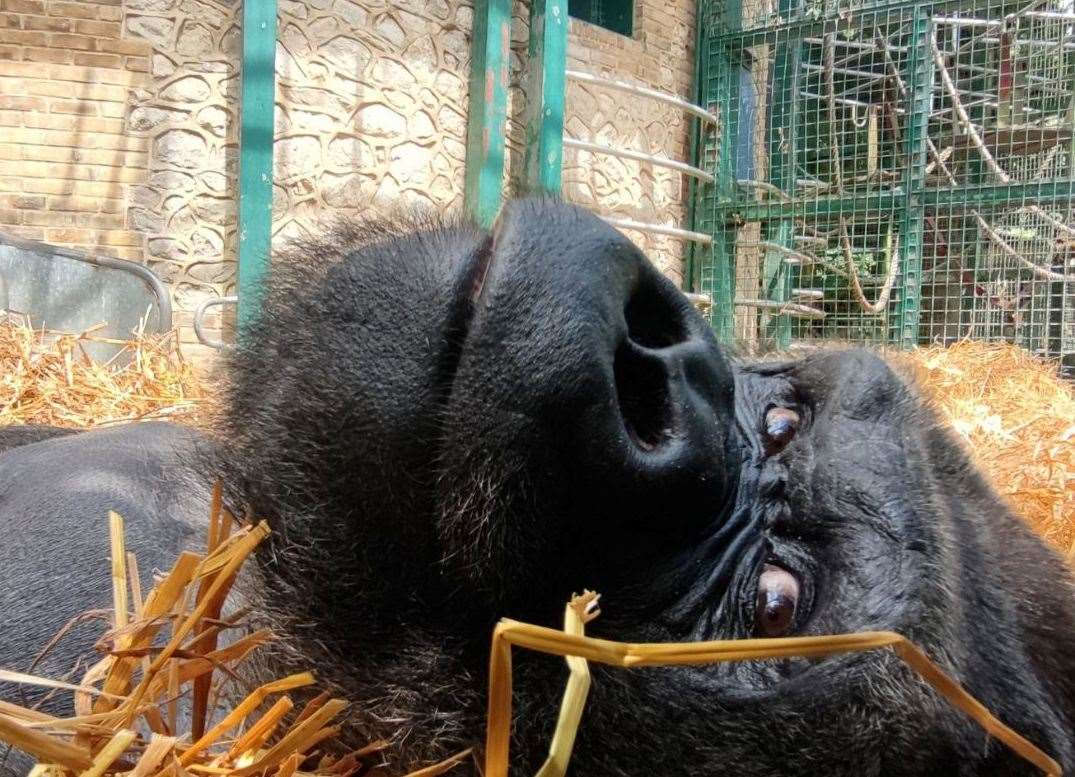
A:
0;0;150;258
0;0;700;365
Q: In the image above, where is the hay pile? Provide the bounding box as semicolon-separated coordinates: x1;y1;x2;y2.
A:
898;341;1075;557
0;317;203;428
0;499;471;777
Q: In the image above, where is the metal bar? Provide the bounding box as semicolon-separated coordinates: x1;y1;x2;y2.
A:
1021;10;1075;21
709;0;1065;47
562;138;716;182
733;298;827;319
893;7;934;350
923;180;1075;208
792;288;825;299
523;0;568;194
733;241;812;264
800;62;890;83
603;217;713;244
464;0;511;227
765;0;802;350
980;37;1075;51
706;47;741;342
712;178;1075;221
193;296;237;350
804;37;910;53
684;0;712;294
799;92;908;114
565;69;717;124
717;191;903;221
237;0;278;335
934;15;1004;27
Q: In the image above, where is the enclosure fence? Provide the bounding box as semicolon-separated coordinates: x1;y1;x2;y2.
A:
691;0;1075;371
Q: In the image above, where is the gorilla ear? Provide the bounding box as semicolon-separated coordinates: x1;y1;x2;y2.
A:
788;348;909;423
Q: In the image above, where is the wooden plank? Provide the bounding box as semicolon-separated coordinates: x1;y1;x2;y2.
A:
464;0;512;227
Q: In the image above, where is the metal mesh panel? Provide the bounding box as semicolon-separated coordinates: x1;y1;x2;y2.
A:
693;0;1075;371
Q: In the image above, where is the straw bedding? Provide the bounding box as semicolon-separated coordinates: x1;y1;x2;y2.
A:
0;318;203;429
894;340;1075;558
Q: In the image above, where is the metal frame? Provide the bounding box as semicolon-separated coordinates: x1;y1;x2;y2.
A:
0;232;172;332
524;0;569;194
892;6;935;348
237;0;278;335
696;0;1075;356
562;138;715;182
464;0;512;227
193;295;238;350
466;1;718;248
565;70;718;124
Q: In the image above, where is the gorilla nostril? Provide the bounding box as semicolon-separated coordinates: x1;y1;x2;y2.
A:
624;274;690;349
614;344;674;452
764;407;800;454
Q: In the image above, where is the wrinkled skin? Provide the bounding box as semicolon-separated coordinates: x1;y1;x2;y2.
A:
1;199;1074;776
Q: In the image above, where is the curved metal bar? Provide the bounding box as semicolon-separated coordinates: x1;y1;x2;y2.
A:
563;138;714;183
603;216;714;244
734;297;827;319
565;69;716;124
0;233;172;332
193;295;237;350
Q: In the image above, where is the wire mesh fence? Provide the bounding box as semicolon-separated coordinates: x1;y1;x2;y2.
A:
692;0;1075;373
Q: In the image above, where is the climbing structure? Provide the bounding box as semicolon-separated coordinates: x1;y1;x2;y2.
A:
693;0;1075;366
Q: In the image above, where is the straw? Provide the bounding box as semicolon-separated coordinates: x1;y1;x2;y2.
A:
0;317;203;428
0;506;386;777
897;341;1075;555
484;617;1062;777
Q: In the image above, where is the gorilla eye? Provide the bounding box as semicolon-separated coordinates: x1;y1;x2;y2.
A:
754;564;800;637
763;407;800;454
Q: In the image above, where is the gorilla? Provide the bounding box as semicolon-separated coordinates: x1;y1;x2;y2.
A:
0;199;1073;776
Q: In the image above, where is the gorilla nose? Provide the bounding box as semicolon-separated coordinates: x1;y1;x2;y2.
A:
483;200;743;528
604;258;738;522
483;200;738;529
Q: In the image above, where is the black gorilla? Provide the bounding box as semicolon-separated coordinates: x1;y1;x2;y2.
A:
1;199;1073;776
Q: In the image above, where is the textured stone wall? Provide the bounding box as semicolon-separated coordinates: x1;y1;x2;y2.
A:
559;5;698;284
2;0;700;361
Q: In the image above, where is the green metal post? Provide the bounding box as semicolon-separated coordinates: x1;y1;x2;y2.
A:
893;6;934;349
237;0;278;335
523;0;568;194
763;0;803;349
684;2;711;294
465;0;512;227
706;45;741;343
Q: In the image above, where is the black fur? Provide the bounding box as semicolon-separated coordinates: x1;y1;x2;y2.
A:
0;424;77;454
0;199;1073;776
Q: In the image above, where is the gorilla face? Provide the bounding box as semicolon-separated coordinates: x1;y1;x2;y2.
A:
214;199;1075;776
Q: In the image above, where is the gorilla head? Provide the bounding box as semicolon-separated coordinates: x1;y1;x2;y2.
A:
206;199;1075;776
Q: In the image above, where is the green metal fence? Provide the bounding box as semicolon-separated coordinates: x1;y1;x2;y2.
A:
692;0;1075;371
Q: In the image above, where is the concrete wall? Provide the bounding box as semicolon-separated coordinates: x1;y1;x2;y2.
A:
0;0;699;362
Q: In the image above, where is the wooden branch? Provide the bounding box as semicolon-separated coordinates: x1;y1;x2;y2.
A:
823;33;845;192
929;33;1012;183
879;31;1075;282
839;218;900;314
